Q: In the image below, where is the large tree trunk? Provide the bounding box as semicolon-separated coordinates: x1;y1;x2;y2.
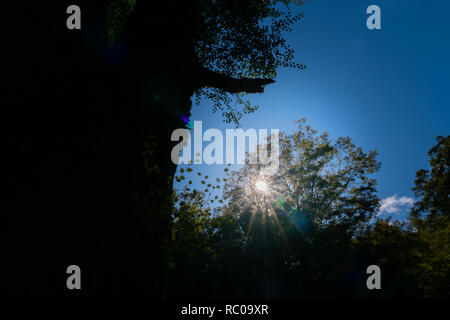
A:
4;0;274;298
4;0;182;298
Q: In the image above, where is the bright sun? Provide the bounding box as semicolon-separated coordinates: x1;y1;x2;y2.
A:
255;180;268;193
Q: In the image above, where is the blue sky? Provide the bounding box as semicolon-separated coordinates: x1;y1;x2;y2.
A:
176;0;450;221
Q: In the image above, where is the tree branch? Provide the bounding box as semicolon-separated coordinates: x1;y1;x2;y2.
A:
198;67;275;94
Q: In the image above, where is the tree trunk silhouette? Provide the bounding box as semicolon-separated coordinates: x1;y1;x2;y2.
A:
4;1;274;298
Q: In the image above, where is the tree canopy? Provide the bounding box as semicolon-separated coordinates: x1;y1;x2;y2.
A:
167;123;449;299
109;0;308;124
411;135;450;229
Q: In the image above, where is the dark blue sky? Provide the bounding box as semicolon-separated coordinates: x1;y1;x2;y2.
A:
178;0;450;220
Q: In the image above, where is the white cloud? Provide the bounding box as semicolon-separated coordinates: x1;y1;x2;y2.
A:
378;194;414;216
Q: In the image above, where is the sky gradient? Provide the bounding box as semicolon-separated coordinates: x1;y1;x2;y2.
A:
176;0;450;221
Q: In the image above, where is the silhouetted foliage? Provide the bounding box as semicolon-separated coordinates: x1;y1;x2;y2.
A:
111;0;306;125
168;125;449;299
411;135;450;228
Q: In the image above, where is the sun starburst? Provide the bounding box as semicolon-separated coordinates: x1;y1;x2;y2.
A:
255;180;268;193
